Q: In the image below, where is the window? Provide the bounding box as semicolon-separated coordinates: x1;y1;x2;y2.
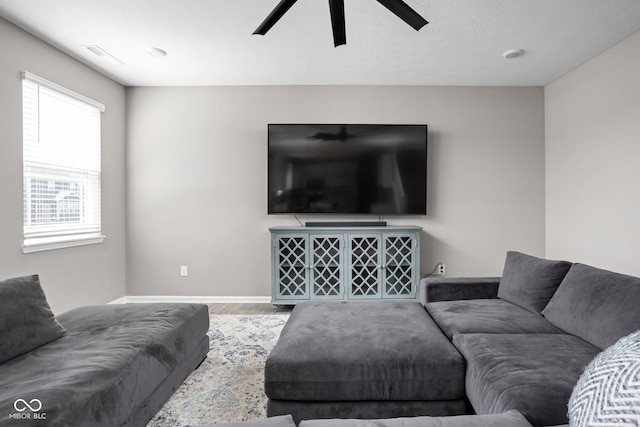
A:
22;71;105;253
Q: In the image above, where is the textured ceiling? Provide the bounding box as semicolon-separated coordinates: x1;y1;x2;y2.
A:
1;0;639;87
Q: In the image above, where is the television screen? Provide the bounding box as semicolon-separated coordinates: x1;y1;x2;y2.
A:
268;124;427;215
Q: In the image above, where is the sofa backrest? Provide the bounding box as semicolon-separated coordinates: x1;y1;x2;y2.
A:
497;251;572;313
542;263;640;349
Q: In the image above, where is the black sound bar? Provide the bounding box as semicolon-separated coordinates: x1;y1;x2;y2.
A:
305;221;387;228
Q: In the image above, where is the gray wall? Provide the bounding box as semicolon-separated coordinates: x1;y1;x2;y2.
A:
545;30;640;276
3;13;638;304
0;18;127;313
126;85;545;297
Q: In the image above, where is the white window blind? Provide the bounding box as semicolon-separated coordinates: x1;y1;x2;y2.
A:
22;71;106;253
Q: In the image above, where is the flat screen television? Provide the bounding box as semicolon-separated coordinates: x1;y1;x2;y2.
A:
268;124;427;215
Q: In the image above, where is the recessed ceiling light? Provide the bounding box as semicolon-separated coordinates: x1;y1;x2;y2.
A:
146;47;168;57
503;48;525;59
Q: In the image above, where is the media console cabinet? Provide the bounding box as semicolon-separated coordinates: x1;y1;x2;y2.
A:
269;225;421;309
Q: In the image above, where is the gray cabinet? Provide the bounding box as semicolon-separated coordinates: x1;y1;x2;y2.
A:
270;226;421;308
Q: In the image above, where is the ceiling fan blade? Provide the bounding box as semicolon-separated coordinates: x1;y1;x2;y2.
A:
254;0;299;35
375;0;428;31
328;0;346;47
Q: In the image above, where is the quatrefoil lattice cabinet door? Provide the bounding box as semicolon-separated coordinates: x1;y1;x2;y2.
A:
273;233;346;301
273;234;310;301
309;235;345;299
347;234;382;299
382;234;418;299
347;233;418;299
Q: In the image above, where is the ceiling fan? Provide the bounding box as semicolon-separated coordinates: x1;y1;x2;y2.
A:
253;0;428;47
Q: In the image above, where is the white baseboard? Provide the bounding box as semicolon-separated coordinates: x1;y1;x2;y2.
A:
108;296;271;304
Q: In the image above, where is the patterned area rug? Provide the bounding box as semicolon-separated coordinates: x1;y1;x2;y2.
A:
148;314;289;426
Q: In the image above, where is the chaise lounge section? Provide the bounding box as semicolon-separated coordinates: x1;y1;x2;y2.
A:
0;275;210;427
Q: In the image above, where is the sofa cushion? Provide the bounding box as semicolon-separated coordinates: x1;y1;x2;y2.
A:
497;251;572;313
452;333;601;426
0;303;209;427
0;274;66;364
298;410;533;427
542;263;640;349
569;330;640;425
265;301;465;401
426;299;562;340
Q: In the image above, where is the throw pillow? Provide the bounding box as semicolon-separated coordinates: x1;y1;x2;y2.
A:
497;251;572;313
569;329;640;426
0;275;66;364
542;263;640;349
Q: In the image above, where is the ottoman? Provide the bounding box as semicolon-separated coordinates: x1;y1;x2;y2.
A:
265;301;467;423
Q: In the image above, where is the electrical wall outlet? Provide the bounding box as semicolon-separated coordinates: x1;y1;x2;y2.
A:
437;263;445;275
180;266;188;277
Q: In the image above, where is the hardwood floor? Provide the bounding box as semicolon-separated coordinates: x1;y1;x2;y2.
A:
206;303;294;315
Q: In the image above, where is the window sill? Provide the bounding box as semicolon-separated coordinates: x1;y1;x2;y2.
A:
23;234;106;253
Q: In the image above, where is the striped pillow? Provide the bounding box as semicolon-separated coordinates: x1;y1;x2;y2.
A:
569;329;640;425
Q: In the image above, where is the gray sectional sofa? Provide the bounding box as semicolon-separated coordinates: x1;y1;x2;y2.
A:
0;275;210;427
422;251;640;426
263;251;640;426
